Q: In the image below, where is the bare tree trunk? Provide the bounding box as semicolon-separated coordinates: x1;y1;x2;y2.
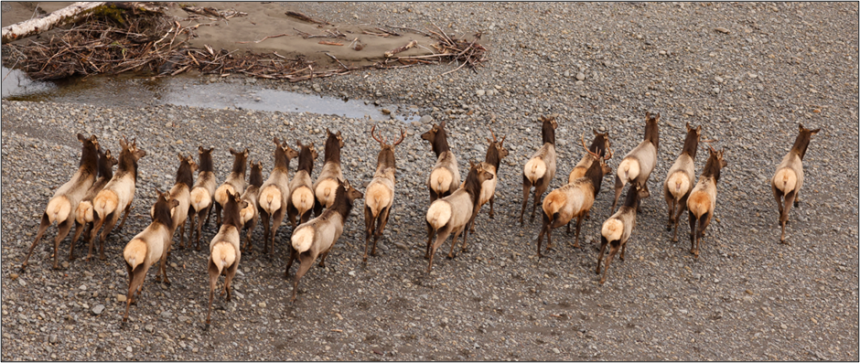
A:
2;2;106;44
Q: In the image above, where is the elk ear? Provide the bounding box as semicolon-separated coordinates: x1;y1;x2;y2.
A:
243;148;249;157
296;140;303;148
469;160;476;169
798;123;805;132
198;146;205;153
336;130;342;137
326;128;332;137
178;153;184;161
134;149;147;160
105;149;112;159
439;120;446;129
810;128;821;135
229;147;237;155
242;201;250;210
655;113;661;121
685;122;691;132
696;125;702;135
171;199;180;208
77;133;87;142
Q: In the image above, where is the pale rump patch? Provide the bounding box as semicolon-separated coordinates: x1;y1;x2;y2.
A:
210;242;236;274
429;168;454;194
315;179;339;207
291;186;314;215
93;189;119;220
46;195;72;224
258;185;282;214
617;159;640;185
524;157;547;184
602;219;624;242
426;200;452;230
190;187;212;212
667;171;691;200
774;168;797;194
291;227;315;253
214;184;236;207
687;191;711;218
75;201;94;224
123;238;147;270
542;190;568;220
365;183;392;217
239;203;256;225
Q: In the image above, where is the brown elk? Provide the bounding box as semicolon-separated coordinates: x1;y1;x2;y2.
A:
313;129;345;215
686;145;728;258
772;124;820;244
612;112;660;212
87;137;146;261
287;141;319;228
287;179;363;302
69;147;117;262
421;121;460;202
596;183;644;285
121;189;178;327
536;135;612;257
239;160;264;254
205;190;246;330
663;123;702;242
466;130;509;234
214;148;249;227
363;125;405;262
567;129;612;222
151;154;197;284
22;134;99;271
188;146;216;250
258;138;299;258
425;161;495;273
520;115;558;225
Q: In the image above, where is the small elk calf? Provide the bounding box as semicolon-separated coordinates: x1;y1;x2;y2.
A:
121;190;178;327
772;124;820;244
663;123;702;242
88;137;146;261
613;112;659;211
596;183;644;285
537;136;612;257
313;129;346;215
363;126;405;262
214;148;249;227
258;138;299;258
22;134;99;271
686;145;728;258
520;115;558;224
240;160;264;253
205;190;246;330
466;130;508;234
425;161;494;272
421;121;460;202
189;146;216;250
288;141;319;228
288;179;363;302
69;147;117;262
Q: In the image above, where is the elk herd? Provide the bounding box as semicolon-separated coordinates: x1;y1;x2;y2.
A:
19;113;821;329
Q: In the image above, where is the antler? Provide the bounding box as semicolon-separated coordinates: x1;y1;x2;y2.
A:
370;124;385;145
604;139;613;161
701;138;718;152
580;134;600;159
490;129;498;142
393;128;406;146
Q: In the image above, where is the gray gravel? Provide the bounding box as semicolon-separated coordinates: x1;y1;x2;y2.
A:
2;2;858;361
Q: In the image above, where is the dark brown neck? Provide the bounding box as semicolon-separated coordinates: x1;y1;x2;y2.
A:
485;145;501;171
462;168;483;207
680;130;698;158
431;130;450;156
97;152;113;180
702;154;722;183
274;148;290;170
297;147;315;173
198;153;213;172
230;154;247;175
221;198;243;228
588;136;606;157
118;149;139;181
622;184;641;209
377;149;395;171
584;159;605;197
325;136;342;164
249;166;263;188
644;120;659;150
175;161;194;188
791;133;812;160
80;143;99;176
331;186;356;223
542;123;555;145
152;199;173;226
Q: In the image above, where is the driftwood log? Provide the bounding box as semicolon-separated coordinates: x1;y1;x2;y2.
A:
1;2;106;44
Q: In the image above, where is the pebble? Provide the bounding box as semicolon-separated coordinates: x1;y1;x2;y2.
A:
145;324;154;333
92;305;105;316
258;302;267;308
117;294;127;302
576;72;586;81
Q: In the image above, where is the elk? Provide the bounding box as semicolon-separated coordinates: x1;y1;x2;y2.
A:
519;115;558;225
68;147;117;262
22;134;99;271
421;121;460;202
239;160;264;254
204;190;246;330
258;138;299;259
596;183;644;285
87;137;146;261
121;190;178;327
287;141;319;228
536;135;612;257
214;148;249;227
151;154;196;280
662;123;702;242
686;145;728;258
313;129;345;215
287;179;363;302
466;130;508;234
772;124;820;244
363;126;406;262
612;112;660;212
188;146;216;251
425;161;495;273
567;129;612;222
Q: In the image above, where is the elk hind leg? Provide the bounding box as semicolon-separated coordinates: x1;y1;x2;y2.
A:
22;214;52;270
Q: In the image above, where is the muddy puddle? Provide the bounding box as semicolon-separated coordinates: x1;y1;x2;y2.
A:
1;66;418;122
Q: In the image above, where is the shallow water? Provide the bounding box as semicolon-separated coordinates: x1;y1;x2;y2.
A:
1;67;417;122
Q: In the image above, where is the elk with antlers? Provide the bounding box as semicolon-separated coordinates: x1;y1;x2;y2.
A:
466;130;508;234
686;144;728;258
772;124;820;244
520;115;559;225
22;134;99;271
537;135;612;256
612;112;660;212
663;123;703;242
363;125;406;263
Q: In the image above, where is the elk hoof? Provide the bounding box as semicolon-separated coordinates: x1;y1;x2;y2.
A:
672;236;679;243
203;323;210;331
595;268;601;275
599;278;606;285
162;280;171;287
370;251;379;257
98;254;107;261
120;320;128;329
666;225;672;231
68;255;77;262
446;253;456;259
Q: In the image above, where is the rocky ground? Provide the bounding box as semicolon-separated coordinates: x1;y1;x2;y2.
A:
2;2;858;361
